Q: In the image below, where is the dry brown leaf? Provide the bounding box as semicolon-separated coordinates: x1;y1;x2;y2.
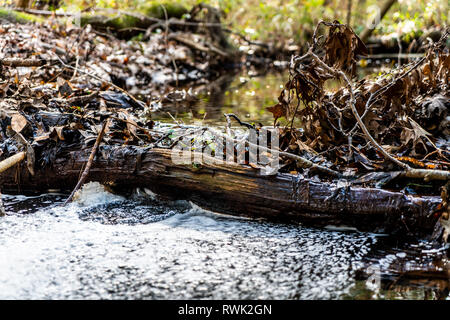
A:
53;126;66;141
249;162;261;170
33;134;51;142
11;114;28;134
267;103;287;122
324;22;367;76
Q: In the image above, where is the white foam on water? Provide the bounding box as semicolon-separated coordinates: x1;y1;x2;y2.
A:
72;182;124;207
324;225;359;232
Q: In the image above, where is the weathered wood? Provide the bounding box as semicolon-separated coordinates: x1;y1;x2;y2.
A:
0;144;441;236
0;58;52;67
0;191;5;216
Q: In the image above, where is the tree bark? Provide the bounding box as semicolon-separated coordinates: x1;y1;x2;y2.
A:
346;0;352;26
0;192;5;217
15;0;31;10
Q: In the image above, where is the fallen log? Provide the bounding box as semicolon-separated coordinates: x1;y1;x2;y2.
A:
0;58;59;68
0;144;441;236
0;152;27;217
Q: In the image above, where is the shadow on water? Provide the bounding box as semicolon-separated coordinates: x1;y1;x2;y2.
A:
1;191;448;300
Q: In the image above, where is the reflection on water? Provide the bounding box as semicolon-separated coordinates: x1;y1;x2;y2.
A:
150;64;396;126
0;190;448;300
151;71;286;126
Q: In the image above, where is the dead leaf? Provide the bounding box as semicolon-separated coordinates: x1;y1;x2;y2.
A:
57;77;73;97
324;22;367;76
267;103;287;122
11;114;28;134
53;126;66;141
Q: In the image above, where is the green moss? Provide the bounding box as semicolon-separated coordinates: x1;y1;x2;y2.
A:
139;2;188;20
108;14;144;30
78;2;188;37
0;8;44;24
80;13;144;30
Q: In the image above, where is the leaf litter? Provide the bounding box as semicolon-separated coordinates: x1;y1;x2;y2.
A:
267;22;449;192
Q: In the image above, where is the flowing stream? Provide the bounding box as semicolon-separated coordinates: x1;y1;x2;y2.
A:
1;187;448;300
1;67;449;300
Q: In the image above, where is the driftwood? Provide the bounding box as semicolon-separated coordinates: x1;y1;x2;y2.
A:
0;152;26;216
0;58;55;67
0;144;441;236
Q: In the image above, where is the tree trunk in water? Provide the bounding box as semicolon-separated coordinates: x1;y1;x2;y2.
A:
16;0;31;9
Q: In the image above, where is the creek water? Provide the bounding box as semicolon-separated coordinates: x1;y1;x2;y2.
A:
1;188;448;300
150;70;287;126
149;61;394;126
1;66;449;300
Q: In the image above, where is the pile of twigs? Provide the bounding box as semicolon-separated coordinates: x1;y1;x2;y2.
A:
268;21;449;186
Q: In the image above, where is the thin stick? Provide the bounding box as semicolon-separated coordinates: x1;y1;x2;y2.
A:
0;152;26;174
224;113;255;129
0;191;5;217
401;169;450;181
0;58;57;67
63;120;108;206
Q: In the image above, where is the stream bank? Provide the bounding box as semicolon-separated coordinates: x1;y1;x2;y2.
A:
0;21;448;238
1;188;449;299
0;12;449;300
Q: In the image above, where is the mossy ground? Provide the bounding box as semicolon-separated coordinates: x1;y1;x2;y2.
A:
78;2;188;35
0;8;44;24
139;2;188;20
